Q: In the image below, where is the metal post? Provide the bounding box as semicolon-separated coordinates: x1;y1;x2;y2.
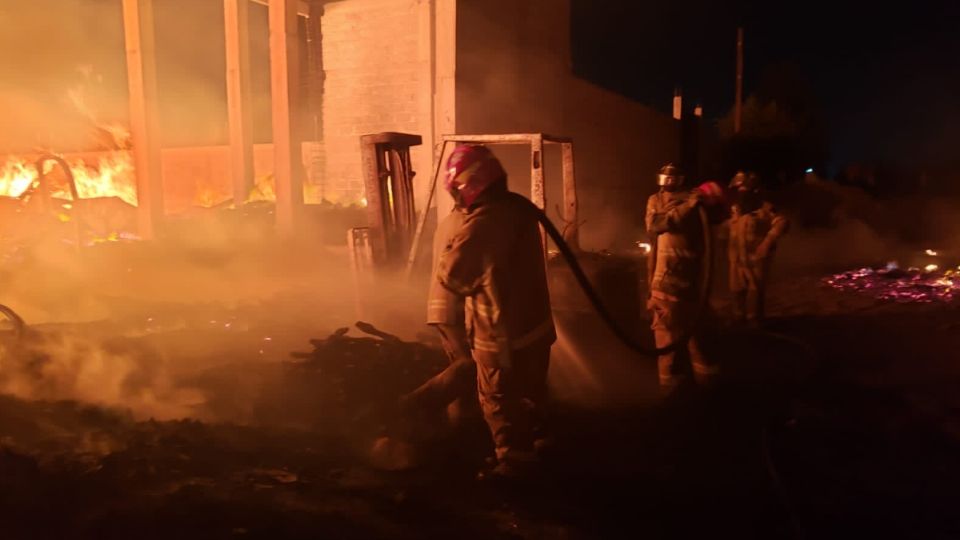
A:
560;142;579;250
359;137;387;261
530;134;545;209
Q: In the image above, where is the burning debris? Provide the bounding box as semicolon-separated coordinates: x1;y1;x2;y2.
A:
0;152;136;206
285;323;447;432
824;255;960;303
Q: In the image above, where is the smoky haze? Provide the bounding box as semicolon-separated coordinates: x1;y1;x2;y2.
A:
0;0;276;153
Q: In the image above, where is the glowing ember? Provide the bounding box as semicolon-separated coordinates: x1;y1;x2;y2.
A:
926;249;938;256
824;264;960;303
636;242;652;255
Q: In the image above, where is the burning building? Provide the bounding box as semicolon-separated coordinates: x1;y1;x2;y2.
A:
1;0;676;248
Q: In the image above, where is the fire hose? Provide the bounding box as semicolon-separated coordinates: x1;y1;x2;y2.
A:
515;192;815;537
507;191;714;357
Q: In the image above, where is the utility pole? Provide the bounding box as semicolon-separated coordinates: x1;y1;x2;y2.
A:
734;26;744;134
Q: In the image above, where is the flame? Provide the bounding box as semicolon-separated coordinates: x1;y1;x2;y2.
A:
3;151;369;212
636;242;652;255
0;158;37;198
247;174;276;203
0;153;137;206
925;264;939;272
926;249;938;256
68;153;137;205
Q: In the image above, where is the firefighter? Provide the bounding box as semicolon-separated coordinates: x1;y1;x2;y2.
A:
727;171;789;325
645;163;719;392
400;203;478;423
435;144;556;478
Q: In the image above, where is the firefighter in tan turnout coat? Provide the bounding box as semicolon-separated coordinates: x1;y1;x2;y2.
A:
433;144;556;478
645;163;720;391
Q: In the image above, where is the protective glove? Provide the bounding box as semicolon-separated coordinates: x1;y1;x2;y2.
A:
694;181;727;207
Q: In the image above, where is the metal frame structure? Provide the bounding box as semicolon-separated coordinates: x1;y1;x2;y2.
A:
405;133;579;275
359;132;423;265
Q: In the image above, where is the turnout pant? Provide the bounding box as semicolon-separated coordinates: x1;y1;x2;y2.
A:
474;340;551;463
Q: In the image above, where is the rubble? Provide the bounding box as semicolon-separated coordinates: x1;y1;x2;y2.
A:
283;322;448;434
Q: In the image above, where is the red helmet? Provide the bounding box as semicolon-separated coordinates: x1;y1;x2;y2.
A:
444;145;506;208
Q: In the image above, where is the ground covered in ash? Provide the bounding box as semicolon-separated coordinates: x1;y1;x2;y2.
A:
1;193;960;539
1;282;958;540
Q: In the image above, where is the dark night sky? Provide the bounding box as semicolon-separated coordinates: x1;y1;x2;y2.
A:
571;0;960;168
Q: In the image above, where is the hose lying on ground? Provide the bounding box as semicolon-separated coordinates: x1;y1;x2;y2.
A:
508;192;714;357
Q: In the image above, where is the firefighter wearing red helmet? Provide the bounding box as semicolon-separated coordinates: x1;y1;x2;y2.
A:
727;171;789;325
645;163;720;392
402;199;478;423
430;144;555;478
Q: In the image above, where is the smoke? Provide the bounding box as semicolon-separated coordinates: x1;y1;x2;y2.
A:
772;177;960;276
0;0;273;153
0;329;204;420
0;0;127;152
0;207;429;423
0;1;425;425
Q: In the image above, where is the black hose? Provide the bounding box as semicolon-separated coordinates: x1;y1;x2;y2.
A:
517;188;809;535
508;192;714;357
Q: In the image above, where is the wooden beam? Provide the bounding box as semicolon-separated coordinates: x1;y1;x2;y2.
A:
224;0;255;206
122;0;163;239
269;0;304;233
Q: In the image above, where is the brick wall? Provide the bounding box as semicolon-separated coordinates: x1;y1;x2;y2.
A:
318;0;433;206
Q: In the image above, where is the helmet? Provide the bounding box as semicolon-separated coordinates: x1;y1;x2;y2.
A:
444;145;506;208
729;170;760;192
657;163;684;190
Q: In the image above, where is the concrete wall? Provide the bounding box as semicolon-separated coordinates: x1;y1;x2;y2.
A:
453;0;678;249
317;0;436;207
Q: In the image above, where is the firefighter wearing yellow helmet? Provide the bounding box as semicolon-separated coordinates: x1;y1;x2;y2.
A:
727;171;789;325
645;163;719;392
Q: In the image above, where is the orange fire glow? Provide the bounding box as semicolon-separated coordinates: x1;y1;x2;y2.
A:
1;152;366;211
0;152;137;207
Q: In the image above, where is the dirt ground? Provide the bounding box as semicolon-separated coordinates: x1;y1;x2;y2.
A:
1;206;959;539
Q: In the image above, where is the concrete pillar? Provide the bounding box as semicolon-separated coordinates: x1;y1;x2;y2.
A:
269;0;304;234
122;0;163;239
224;0;255;207
433;0;457;219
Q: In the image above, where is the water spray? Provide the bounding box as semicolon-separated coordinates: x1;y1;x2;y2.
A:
506;192;715;357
